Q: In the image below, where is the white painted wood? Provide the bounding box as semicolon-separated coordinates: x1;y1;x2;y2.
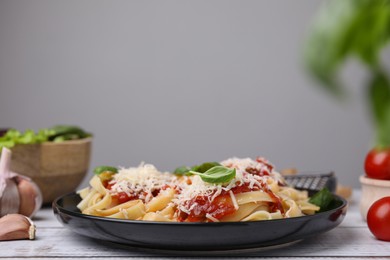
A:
1;190;389;259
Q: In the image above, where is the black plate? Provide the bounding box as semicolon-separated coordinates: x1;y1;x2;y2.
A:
52;192;347;251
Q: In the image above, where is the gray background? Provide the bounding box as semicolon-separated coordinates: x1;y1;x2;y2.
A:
0;0;384;189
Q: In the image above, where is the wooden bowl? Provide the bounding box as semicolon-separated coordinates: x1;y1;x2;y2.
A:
10;138;92;204
359;175;390;220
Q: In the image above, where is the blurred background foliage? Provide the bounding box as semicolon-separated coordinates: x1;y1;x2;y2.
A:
305;0;390;148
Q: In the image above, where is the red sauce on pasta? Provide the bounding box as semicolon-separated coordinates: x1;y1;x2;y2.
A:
266;190;284;214
245;167;269;176
230;183;259;194
256;157;274;172
104;181;165;204
179;190;284;222
104;160;284;221
115;192;137;204
234;182;284;213
178;194;236;222
178;180;285;222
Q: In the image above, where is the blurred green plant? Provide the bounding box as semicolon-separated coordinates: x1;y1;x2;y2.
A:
304;0;390;149
0;125;91;150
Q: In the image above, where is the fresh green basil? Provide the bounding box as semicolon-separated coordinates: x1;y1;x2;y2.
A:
190;166;236;184
304;0;390;148
93;166;118;175
173;166;191;175
309;188;343;213
48;125;90;141
305;0;390;94
173;162;221;176
191;162;221;173
368;72;390;149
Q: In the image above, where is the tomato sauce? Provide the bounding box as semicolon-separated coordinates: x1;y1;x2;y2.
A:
103;180;163;204
178;194;236;222
255;181;284;214
245;167;269;176
178;180;285;222
256;157;274;172
114;192;138;204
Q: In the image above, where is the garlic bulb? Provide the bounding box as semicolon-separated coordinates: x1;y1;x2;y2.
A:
0;147;42;218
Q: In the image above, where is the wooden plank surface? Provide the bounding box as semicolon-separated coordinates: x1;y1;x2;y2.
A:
1;190;389;259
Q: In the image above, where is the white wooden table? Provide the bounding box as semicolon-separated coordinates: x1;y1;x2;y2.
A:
1;190;389;260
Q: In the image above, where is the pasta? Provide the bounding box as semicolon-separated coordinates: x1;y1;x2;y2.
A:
77;157;320;222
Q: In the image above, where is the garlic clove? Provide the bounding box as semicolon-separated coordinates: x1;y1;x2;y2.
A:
0;148;43;218
0;214;35;241
17;178;40;217
0;178;20;216
26;178;43;218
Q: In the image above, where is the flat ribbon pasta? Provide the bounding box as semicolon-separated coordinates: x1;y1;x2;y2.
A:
77;157;322;222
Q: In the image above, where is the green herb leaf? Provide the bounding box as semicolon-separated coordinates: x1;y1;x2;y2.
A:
305;0;390;149
0;140;15;149
190;162;221;173
0;128;48;151
4;129;21;139
368;71;390;148
304;0;390;97
173;166;191;175
48;125;91;141
309;188;342;212
0;125;91;151
173;162;221;176
93;166;118;175
190;166;236;184
17;129;37;144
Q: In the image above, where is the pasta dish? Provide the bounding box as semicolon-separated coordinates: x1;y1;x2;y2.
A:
77;157;320;222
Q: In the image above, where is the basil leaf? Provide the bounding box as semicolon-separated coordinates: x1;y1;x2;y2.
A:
305;0;390;149
48;125;91;141
191;162;221;173
173;166;191;175
368;71;390;148
190;166;236;184
93;166;118;175
309;188;342;212
305;0;390;97
173;162;221;176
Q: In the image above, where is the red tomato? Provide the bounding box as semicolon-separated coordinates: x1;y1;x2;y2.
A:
367;197;390;241
364;148;390;180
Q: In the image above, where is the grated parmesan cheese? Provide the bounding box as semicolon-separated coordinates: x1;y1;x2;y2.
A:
109;162;176;203
229;190;239;210
120;208;128;219
205;213;220;222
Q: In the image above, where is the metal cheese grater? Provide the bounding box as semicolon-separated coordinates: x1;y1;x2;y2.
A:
284;171;337;192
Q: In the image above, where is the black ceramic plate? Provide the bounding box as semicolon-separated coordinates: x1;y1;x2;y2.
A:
53;192;347;251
